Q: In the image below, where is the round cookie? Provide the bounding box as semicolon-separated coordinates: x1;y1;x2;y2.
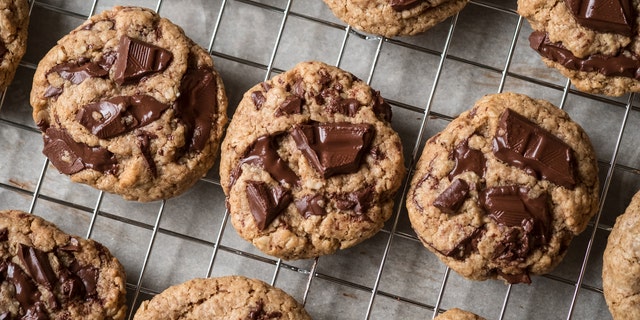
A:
30;6;228;202
435;308;485;320
0;0;29;91
603;190;640;320
407;92;599;284
133;276;311;320
220;61;405;260
322;0;469;38
518;0;640;96
0;210;127;319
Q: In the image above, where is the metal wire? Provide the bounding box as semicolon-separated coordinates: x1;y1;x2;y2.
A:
1;0;636;319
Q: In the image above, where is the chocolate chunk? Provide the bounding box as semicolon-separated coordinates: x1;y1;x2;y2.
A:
230;134;299;189
174;68;219;152
530;30;640;80
59;269;85;300
43;86;63;98
328;98;360;117
564;0;634;36
49;61;109;85
59;237;80;252
448;138;485;180
75;266;99;298
497;270;532;284
440;227;484;259
42;127;118;175
292;78;304;98
17;244;57;288
295;194;326;218
113;35;172;85
334;186;375;214
251;91;266;109
137;133;157;176
433;179;470;214
0;41;7;61
493;109;577;189
0;312;9;320
76;95;169;139
372;90;392;122
389;0;425;10
275;95;302;116
23;302;49;320
291;122;374;178
246;181;292;230
247;300;283;320
2;262;41;314
0;228;7;241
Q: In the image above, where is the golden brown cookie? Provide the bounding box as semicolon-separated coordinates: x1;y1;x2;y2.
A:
0;0;29;90
435;308;485;320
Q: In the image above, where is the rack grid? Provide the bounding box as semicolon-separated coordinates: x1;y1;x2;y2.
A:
0;0;638;319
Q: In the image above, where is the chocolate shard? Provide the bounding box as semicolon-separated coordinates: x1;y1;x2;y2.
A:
113;35;173;85
389;0;425;11
42;127;118;175
59;237;80;252
246;181;292;230
49;61;109;85
492;109;577;189
564;0;635;36
275;95;302;117
328;98;360;117
291;122;374;178
23;302;49;320
0;228;7;241
137;133;158;176
76;95;169;139
59;268;85;300
334;186;375;214
17;244;57;288
530;30;640;80
448;138;486;181
75;266;99;298
251;91;266;110
43;86;64;98
174;68;218;152
230;134;299;189
440;227;484;260
372;90;392;122
296;194;326;218
433;179;470;214
3;262;41;314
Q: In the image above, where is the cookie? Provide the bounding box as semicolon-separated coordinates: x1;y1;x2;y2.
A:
518;0;640;96
0;210;127;319
219;61;405;260
434;308;485;320
407;92;599;284
30;6;228;202
603;190;640;320
133;275;311;320
0;0;29;90
322;0;469;38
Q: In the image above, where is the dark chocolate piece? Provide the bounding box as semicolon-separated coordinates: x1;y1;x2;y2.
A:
372;90;392;122
564;0;634;36
174;67;219;152
246;181;292;230
17;244;56;288
2;262;41;314
59;268;85;300
76;95;169;139
275;95;302;116
42;127;118;175
530;31;640;81
0;312;9;320
230;134;299;189
59;237;80;251
448;139;486;180
0;228;7;241
328;98;360;117
291;122;374;178
75;266;99;298
43;86;64;98
0;42;7;60
296;194;326;218
334;186;375;214
137;133;157;176
49;61;109;85
251;91;266;110
23;302;48;320
433;179;470;214
493;109;576;189
439;227;484;260
389;0;426;11
113;35;172;85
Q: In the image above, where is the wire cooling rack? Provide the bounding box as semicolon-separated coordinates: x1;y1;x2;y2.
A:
1;0;639;319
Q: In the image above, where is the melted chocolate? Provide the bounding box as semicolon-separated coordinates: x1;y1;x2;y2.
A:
75;266;98;298
334;186;375;214
530;31;640;80
49;61;109;85
291;122;374;178
492;109;576;189
43;86;64;98
113;35;172;85
2;262;41;315
230;134;299;188
448;138;486;180
433;179;470;214
42;127;118;175
389;0;425;11
245;181;292;230
76;95;169;139
18;245;56;288
296;194;326;218
174;68;219;152
564;0;634;36
275;95;302;116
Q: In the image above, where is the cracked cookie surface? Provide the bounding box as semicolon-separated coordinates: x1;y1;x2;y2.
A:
0;0;29;90
0;210;127;319
30;6;228;202
434;308;485;320
220;61;405;260
603;190;640;320
133;276;311;320
407;92;599;283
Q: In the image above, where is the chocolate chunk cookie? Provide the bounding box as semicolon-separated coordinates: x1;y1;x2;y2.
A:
322;0;469;37
219;61;405;260
133;276;311;319
30;6;228;202
407;92;599;284
0;0;29;90
0;210;127;319
435;308;485;320
603;190;640;320
518;0;640;96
